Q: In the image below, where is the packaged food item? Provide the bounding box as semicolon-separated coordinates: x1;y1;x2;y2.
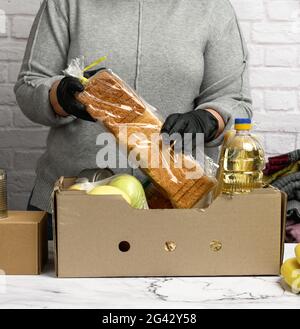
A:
220;118;265;195
145;183;174;209
213;130;236;199
65;58;217;208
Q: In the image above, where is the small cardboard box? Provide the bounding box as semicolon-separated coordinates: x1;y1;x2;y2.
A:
53;177;286;278
0;211;48;275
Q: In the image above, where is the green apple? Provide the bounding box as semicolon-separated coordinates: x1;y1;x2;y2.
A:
87;185;131;205
109;174;147;209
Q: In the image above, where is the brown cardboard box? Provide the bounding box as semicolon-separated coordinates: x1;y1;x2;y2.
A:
0;211;48;275
53;177;286;278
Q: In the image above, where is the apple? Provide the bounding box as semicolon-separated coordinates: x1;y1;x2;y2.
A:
87;185;131;205
109;174;147;209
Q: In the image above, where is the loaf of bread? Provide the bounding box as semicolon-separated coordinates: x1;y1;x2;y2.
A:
145;184;174;209
77;69;216;208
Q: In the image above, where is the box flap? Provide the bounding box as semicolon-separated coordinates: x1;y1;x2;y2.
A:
0;211;46;224
52;177;79;276
51;178;62;277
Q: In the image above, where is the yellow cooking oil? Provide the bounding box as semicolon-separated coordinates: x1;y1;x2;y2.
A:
213;129;236;198
221;118;265;194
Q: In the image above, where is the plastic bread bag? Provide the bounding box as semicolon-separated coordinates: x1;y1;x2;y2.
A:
69;173;149;210
64;57;218;209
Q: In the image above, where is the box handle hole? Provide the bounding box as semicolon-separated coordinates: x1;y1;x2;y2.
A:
119;241;130;252
210;240;222;252
165;241;176;252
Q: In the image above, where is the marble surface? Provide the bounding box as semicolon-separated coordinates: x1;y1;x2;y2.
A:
0;244;299;309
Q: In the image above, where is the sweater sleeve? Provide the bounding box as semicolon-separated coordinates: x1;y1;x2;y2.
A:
14;0;75;127
195;0;252;148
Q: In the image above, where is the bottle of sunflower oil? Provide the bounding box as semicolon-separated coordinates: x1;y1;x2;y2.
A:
221;118;265;194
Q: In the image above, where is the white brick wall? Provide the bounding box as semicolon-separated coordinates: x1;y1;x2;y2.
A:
0;0;299;209
0;0;45;209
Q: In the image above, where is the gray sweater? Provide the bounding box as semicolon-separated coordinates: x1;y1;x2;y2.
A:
14;0;252;212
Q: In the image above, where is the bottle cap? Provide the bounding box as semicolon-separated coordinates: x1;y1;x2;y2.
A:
234;118;252;131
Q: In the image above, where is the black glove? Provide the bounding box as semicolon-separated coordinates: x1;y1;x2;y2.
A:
161;110;218;151
56;69;103;122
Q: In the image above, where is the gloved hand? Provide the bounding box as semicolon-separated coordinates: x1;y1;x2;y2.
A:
56;69;103;122
161;110;219;151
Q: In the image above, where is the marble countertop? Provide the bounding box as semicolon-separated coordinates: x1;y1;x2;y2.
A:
0;243;299;309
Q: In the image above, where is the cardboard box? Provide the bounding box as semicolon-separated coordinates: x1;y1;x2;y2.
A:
53;177;286;278
0;211;48;275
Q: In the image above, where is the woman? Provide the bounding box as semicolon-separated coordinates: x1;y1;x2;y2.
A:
15;0;252;214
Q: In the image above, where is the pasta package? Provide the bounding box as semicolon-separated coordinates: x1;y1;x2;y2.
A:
65;58;216;208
